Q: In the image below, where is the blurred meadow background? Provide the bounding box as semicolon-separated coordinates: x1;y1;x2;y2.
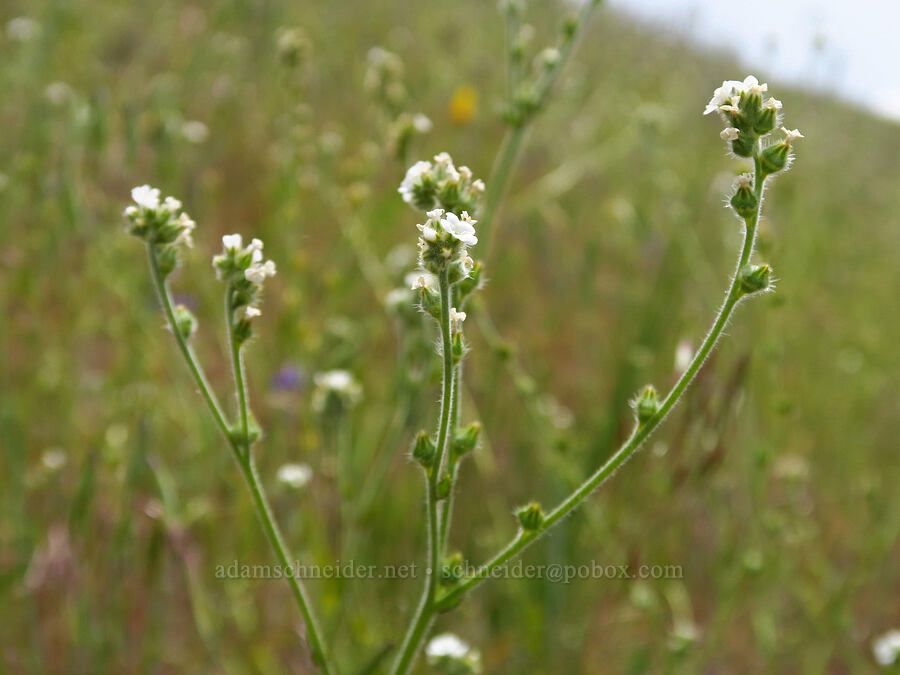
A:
2;0;899;672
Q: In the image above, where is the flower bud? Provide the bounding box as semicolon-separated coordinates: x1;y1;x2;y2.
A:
759;142;789;175
516;501;545;531
440;551;464;585
451;332;466;364
436;472;452;500
729;174;758;219
451;422;481;460
156;244;179;277
739;263;772;294
630;385;660;425
412;430;436;468
173;304;197;340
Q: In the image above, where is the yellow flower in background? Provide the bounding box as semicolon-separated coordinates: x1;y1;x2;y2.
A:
448;85;477;125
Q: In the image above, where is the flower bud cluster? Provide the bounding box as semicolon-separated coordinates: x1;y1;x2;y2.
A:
398;152;485;215
212;234;277;342
124;185;196;276
705;76;802;173
415;208;478;275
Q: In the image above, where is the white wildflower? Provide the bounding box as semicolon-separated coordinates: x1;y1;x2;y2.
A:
873;629;900;666
276;463;313;489
132;185;161;210
243;306;262;320
781;127;804;144
407;272;438;291
741;75;767;97
44;82;72;106
733;173;754;190
222;234;243;250
313;369;362;411
441;212;478;246
162;196;182;212
433;152;453;167
703;80;743;115
449;307;467;330
398;160;432;204
245;260;276;284
764;97;782;111
720;127;740;141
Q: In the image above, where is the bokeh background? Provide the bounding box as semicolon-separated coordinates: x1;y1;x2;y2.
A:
2;0;899;672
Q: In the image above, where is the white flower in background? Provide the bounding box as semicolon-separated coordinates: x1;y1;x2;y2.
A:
243;306;262;320
426;633;470;660
276;463;313;489
6;17;40;42
873;630;900;666
412;113;432;133
433;151;453;167
222;233;243;250
41;449;67;471
873;630;900;667
720;127;740;141
471;179;485;194
426;633;481;671
441;212;478;246
398;160;433;204
44;82;73;106
674;340;693;373
132;185;161;210
181;120;209;144
313;369;362;412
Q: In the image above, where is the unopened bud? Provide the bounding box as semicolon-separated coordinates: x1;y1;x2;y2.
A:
451;422;481;460
729;174;758;219
436;473;452;500
759;142;789;175
412;430;436;467
631;385;660;425
739;263;772;294
516;501;545;531
173;304;197;340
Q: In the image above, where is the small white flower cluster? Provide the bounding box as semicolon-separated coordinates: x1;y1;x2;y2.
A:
312;369;362;413
212;234;277;328
124;184;196;250
425;633;481;673
398;152;485;214
703;76;803;173
416;207;478;276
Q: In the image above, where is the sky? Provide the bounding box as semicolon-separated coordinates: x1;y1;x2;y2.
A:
607;0;900;122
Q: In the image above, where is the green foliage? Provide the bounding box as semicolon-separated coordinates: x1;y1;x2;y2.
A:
1;0;899;673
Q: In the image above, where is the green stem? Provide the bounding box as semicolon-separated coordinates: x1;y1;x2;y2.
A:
226;286;250;458
236;453;334;674
480;0;599;255
147;246;234;448
390;269;455;674
147;245;335;674
436;158;767;611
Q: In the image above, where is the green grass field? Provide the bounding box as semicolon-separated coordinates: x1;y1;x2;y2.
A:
2;0;899;672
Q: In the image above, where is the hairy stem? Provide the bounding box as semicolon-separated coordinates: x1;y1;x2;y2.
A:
436;156;767;611
480;0;600;254
147;245;335;674
391;269;456;674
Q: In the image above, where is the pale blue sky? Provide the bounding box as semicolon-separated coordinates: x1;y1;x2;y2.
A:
608;0;900;122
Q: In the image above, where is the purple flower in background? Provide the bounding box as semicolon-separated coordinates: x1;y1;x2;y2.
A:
271;363;306;393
